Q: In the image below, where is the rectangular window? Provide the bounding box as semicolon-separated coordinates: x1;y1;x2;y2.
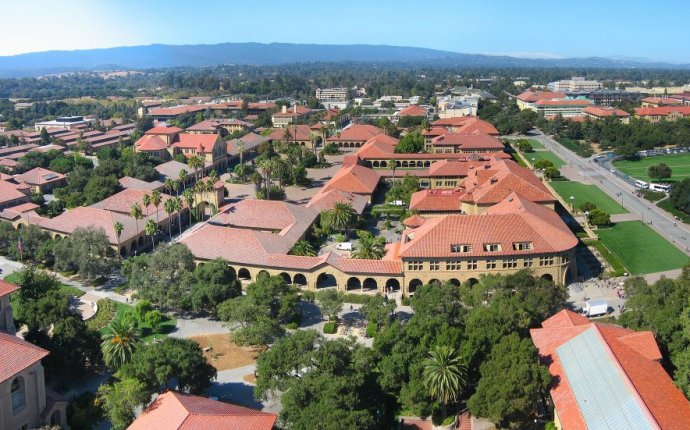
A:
451;244;472;253
467;260;478;270
486;259;497;269
502;258;518;269
407;261;423;271
523;258;534;268
484;243;501;252
430;261;440;271
445;261;461;270
539;256;554;267
513;242;533;251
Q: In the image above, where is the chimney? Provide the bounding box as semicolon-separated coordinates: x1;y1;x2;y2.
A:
293;105;297;113
282;105;287;114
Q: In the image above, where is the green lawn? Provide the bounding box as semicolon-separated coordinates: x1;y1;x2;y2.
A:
613;153;690;182
597;221;689;274
3;272;85;297
526;150;565;168
549;181;628;214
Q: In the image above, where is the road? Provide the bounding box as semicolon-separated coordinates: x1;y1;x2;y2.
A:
528;130;690;257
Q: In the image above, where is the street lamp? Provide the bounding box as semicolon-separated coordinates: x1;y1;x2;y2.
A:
570;195;575;211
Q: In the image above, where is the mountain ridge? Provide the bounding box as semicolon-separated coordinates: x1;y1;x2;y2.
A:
0;42;688;78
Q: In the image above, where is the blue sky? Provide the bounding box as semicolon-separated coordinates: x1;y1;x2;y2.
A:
2;0;689;62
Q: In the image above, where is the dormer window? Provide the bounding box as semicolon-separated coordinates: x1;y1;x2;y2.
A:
451;244;472;253
483;243;501;252
513;242;533;251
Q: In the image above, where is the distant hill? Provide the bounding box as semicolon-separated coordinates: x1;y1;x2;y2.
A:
0;42;689;77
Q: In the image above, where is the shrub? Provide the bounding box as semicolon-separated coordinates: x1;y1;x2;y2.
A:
544;166;561;179
286;322;299;330
323;321;337;334
67;391;104;430
401;296;411;306
86;299;117;331
342;293;371;304
534;159;554;170
301;290;315;302
135;299;153;320
256;185;286;201
322;142;340;155
579;201;597;212
144;310;164;332
365;322;377;338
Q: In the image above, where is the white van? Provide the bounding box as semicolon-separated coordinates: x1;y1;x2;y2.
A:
635;180;649;189
650;183;671;193
583;300;609;317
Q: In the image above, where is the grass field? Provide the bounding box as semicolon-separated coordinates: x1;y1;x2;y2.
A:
526;150;565;168
550;181;628;214
597;221;689;274
108;302;177;342
613;153;690;182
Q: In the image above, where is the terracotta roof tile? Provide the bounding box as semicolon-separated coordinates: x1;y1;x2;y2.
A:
583;106;630;118
0;332;49;384
322;164;380;195
635;106;690;117
135;134;169;151
0;279;19;297
516;90;567;102
397;105;428;117
307;189;369;214
128;391;276;430
172;134;221;154
145;126;183;135
326;124;383;142
14;167;65;186
430;132;505;151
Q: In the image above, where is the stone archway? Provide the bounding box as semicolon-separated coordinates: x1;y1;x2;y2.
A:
563;267;573;285
449;278;461;287
408;278;423;295
385;278;401;292
279;272;292;284
317;273;338;289
238;268;251;280
257;270;270;280
293;273;307;286
467;277;479;286
363;278;377;291
346;277;361;291
429;278;441;286
380;160;388;168
541;274;554;283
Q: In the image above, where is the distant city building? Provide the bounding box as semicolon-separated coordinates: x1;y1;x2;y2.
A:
316;87;349;102
547;77;602;93
34;115;92;131
635;106;690;122
583;106;631;123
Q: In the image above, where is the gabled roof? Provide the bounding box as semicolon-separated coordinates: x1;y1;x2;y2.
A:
0;279;18;297
530;310;690;430
226;132;271;156
516;90;567;102
91;189;174;217
0;180;29;205
431;116;499;135
266;124;312;141
145;126;183;135
127;391;276;430
397;105;428;117
155;160;194;181
409;189;465;212
0;332;49;384
119;176;164;191
399;193;577;258
326;124;383;142
402;214;426;228
322;163;380;195
583;106;630;118
172;133;221;154
635;106;690;117
14;167;65;186
356;134;399;159
430;132;505;151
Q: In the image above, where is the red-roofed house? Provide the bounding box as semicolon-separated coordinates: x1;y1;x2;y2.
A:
271;105;312;128
515;90;567;110
0;179;31;210
635;106;690;123
583;106;631;123
0;280;68;429
641;97;682;108
135;129;228;169
14;167;66;193
427;131;505;154
322;163;381;198
127;391;276;430
327;124;383;149
530;309;690;430
431;116;499;136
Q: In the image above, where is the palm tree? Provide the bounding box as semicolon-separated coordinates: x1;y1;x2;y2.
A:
257;158;273;200
236;139;245;166
173;180;181;196
323;202;357;235
188;155;204;181
101;316;140;370
165;178;174;196
173;197;183;236
389;159;398;180
142;193;151;214
179;169;188;190
422;346;467;422
145;219;157;249
129;203;143;239
151;190;162;224
164;198;176;238
113;221;124;258
351;231;386;259
290;240;316;257
183;189;195;226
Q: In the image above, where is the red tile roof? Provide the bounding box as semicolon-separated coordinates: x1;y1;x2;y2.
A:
127;391;276;430
91;189;174;217
430;131;505;151
516;90;567;102
410;189;465;212
402;214;427;228
421;127;447;137
399;193;577;258
118;176;164;191
146;126;183;135
427;159;472;177
0;332;49;384
641;97;681;106
307;189;369;215
267;124;312;142
397;105;428;117
0;180;29;205
322;163;380;195
149;105;207;116
172;133;221;154
635;106;690;117
14;167;65;186
0;279;19;297
135;135;169;151
530;310;690;430
326;124;383;142
431;117;499;135
583;106;630;118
